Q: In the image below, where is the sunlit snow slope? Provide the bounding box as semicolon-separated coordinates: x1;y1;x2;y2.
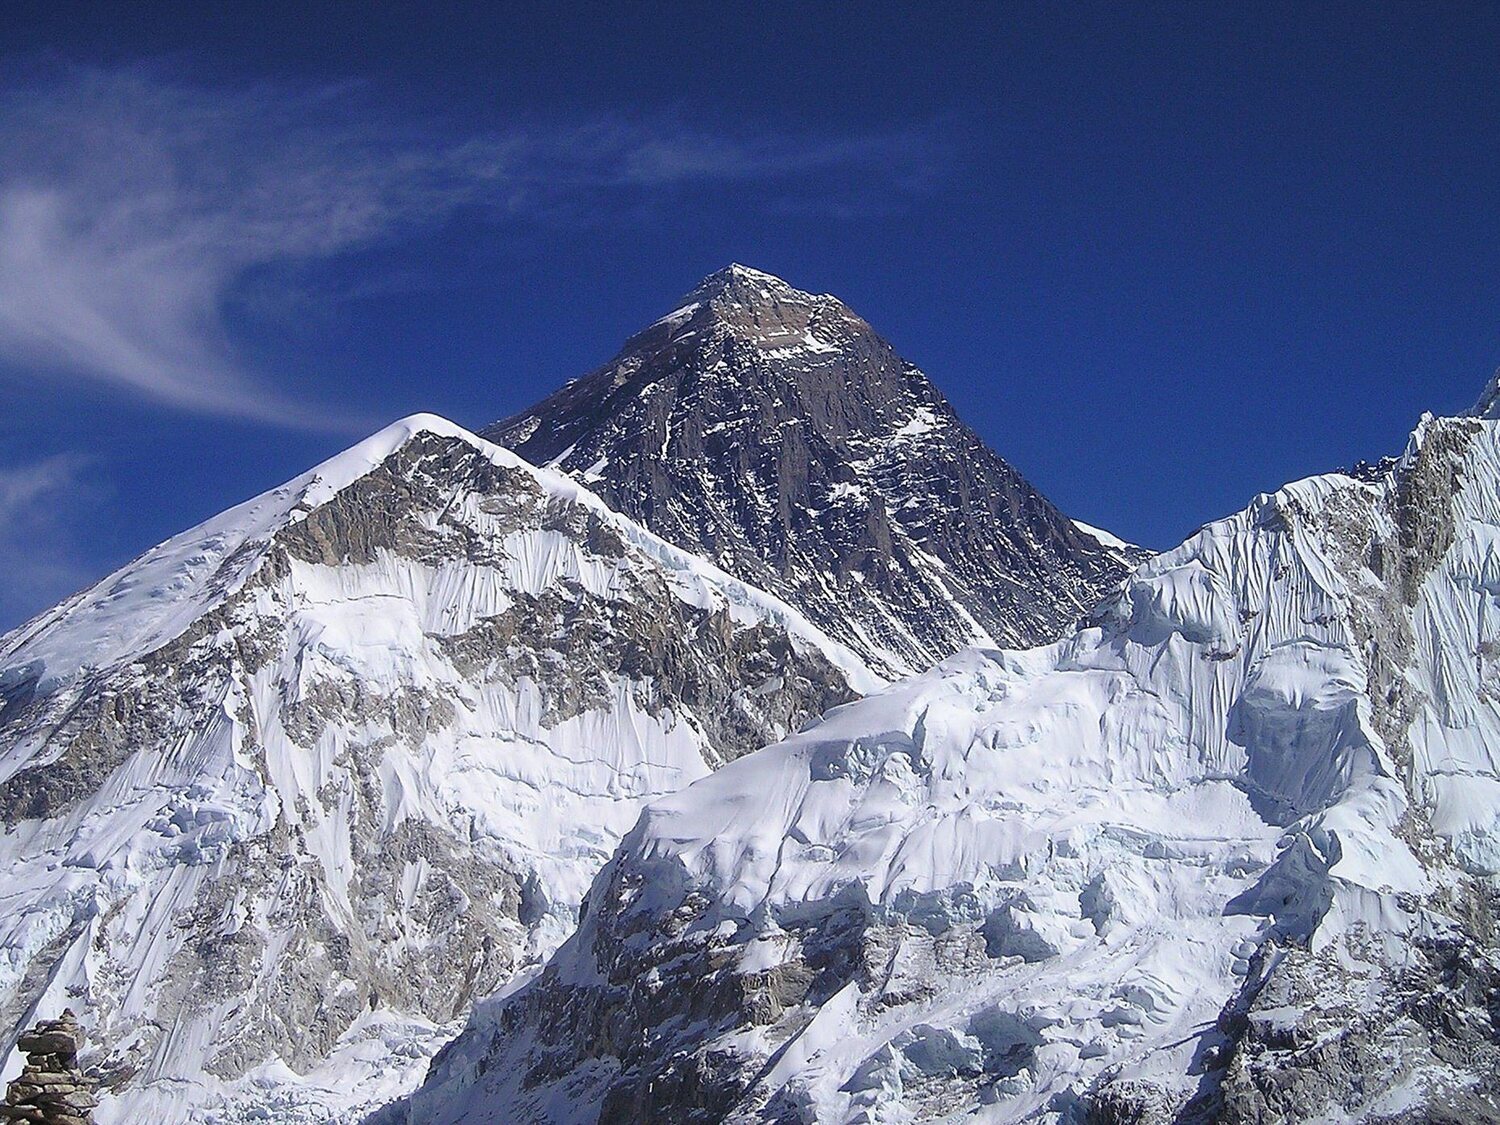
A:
405;410;1500;1123
0;415;877;1123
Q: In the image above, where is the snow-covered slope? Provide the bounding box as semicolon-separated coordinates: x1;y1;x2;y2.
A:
0;415;877;1123
484;265;1126;678
1069;518;1145;562
403;409;1500;1123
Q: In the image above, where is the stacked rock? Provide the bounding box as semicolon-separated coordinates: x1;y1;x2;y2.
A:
0;1010;97;1124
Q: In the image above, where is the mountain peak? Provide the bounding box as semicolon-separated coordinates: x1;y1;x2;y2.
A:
484;267;1125;676
0;398;875;1122
609;264;863;364
643;263;853;351
686;263;817;304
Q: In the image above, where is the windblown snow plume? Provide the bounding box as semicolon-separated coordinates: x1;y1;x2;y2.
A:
403;409;1500;1123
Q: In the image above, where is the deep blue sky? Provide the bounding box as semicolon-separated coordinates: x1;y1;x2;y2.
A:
2;2;1499;628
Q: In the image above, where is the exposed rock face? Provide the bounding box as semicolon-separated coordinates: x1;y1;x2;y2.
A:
0;416;873;1123
1;1010;96;1124
484;264;1128;677
400;409;1500;1124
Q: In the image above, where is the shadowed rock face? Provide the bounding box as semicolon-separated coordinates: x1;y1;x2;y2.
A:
485;265;1128;677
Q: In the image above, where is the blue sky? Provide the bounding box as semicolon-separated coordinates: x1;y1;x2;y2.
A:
2;2;1499;629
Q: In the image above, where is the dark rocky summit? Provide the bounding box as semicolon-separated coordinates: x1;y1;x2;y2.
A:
1;1011;96;1124
485;265;1128;677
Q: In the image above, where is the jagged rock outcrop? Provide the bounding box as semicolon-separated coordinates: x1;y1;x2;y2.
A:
400;405;1500;1123
485;265;1128;677
0;416;875;1123
1;1011;96;1124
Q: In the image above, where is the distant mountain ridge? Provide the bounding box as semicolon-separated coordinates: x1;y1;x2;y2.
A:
485;264;1127;677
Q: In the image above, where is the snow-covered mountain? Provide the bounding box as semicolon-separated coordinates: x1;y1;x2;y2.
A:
484;265;1127;678
0;415;878;1122
402;403;1500;1123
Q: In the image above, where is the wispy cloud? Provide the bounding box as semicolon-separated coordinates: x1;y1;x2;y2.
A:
0;454;104;628
0;65;941;429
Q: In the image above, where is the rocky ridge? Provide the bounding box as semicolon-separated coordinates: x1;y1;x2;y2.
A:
402;402;1500;1123
485;265;1128;678
0;415;875;1123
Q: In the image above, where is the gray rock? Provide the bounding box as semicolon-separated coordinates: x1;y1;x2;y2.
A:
0;426;865;1116
4;1012;96;1124
485;264;1129;677
400;414;1500;1124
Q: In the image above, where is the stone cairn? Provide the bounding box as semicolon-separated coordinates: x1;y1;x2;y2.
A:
0;1011;97;1124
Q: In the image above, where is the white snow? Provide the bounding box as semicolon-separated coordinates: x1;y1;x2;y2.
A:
891;405;940;440
647;300;701;332
12;386;1500;1124
801;329;839;354
1072;518;1135;553
411;413;1500;1123
0;413;880;1124
0;414;877;703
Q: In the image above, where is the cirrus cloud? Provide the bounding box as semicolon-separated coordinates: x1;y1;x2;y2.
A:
0;453;105;628
0;64;943;430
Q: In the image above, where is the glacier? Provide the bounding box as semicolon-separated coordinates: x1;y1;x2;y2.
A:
402;410;1500;1122
0;415;878;1123
4;288;1499;1124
